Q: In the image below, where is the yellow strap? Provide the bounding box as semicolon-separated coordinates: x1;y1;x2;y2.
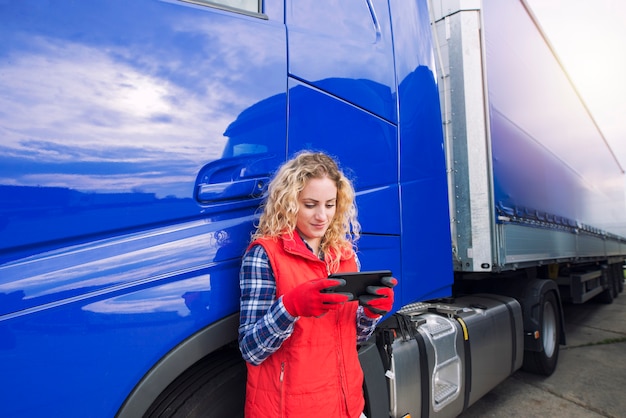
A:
456;317;469;341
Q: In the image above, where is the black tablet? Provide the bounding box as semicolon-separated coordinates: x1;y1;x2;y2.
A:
325;270;393;298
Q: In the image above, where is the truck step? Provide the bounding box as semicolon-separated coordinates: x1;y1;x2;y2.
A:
434;381;459;405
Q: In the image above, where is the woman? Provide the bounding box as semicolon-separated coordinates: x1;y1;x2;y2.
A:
238;151;396;417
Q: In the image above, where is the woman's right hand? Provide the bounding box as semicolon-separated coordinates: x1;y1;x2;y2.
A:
282;278;350;317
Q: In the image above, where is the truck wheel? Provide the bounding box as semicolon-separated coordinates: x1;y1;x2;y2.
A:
522;291;560;376
596;271;615;304
144;347;246;418
612;265;621;298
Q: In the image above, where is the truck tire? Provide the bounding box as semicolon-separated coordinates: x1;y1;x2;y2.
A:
522;291;560;376
596;270;615;304
144;347;246;418
612;264;621;298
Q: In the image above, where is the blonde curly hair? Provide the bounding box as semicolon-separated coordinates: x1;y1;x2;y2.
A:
252;151;360;270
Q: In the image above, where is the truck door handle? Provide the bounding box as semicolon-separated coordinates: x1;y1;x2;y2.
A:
194;153;275;204
197;177;269;202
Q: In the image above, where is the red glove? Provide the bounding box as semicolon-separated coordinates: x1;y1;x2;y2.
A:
359;276;397;318
282;278;350;318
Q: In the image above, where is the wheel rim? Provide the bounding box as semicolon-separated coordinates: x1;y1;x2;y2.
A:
542;300;557;357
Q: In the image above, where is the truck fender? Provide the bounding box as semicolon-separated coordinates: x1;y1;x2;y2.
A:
519;279;566;351
115;313;239;418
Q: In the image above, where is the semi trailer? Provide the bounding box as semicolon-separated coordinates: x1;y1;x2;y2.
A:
0;0;624;416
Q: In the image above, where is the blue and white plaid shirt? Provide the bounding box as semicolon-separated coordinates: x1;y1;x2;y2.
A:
238;243;381;366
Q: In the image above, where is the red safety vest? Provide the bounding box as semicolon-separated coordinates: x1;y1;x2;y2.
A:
244;233;364;418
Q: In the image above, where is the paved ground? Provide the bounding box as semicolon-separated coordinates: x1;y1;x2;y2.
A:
459;291;626;418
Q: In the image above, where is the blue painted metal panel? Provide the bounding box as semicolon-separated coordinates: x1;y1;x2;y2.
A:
0;0;287;416
286;0;397;124
389;0;454;303
484;0;626;236
286;78;399;234
0;0;287;256
286;0;454;303
1;225;243;417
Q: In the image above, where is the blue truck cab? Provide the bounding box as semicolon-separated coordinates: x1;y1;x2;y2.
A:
5;1;625;416
0;1;452;416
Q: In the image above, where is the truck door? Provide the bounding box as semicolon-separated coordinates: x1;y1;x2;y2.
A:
285;0;454;304
0;1;286;416
284;0;402;288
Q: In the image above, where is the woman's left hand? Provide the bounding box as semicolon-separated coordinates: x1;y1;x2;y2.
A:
359;277;397;317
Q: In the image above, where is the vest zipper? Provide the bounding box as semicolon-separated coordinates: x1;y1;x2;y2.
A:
279;362;285;417
336;314;350;415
